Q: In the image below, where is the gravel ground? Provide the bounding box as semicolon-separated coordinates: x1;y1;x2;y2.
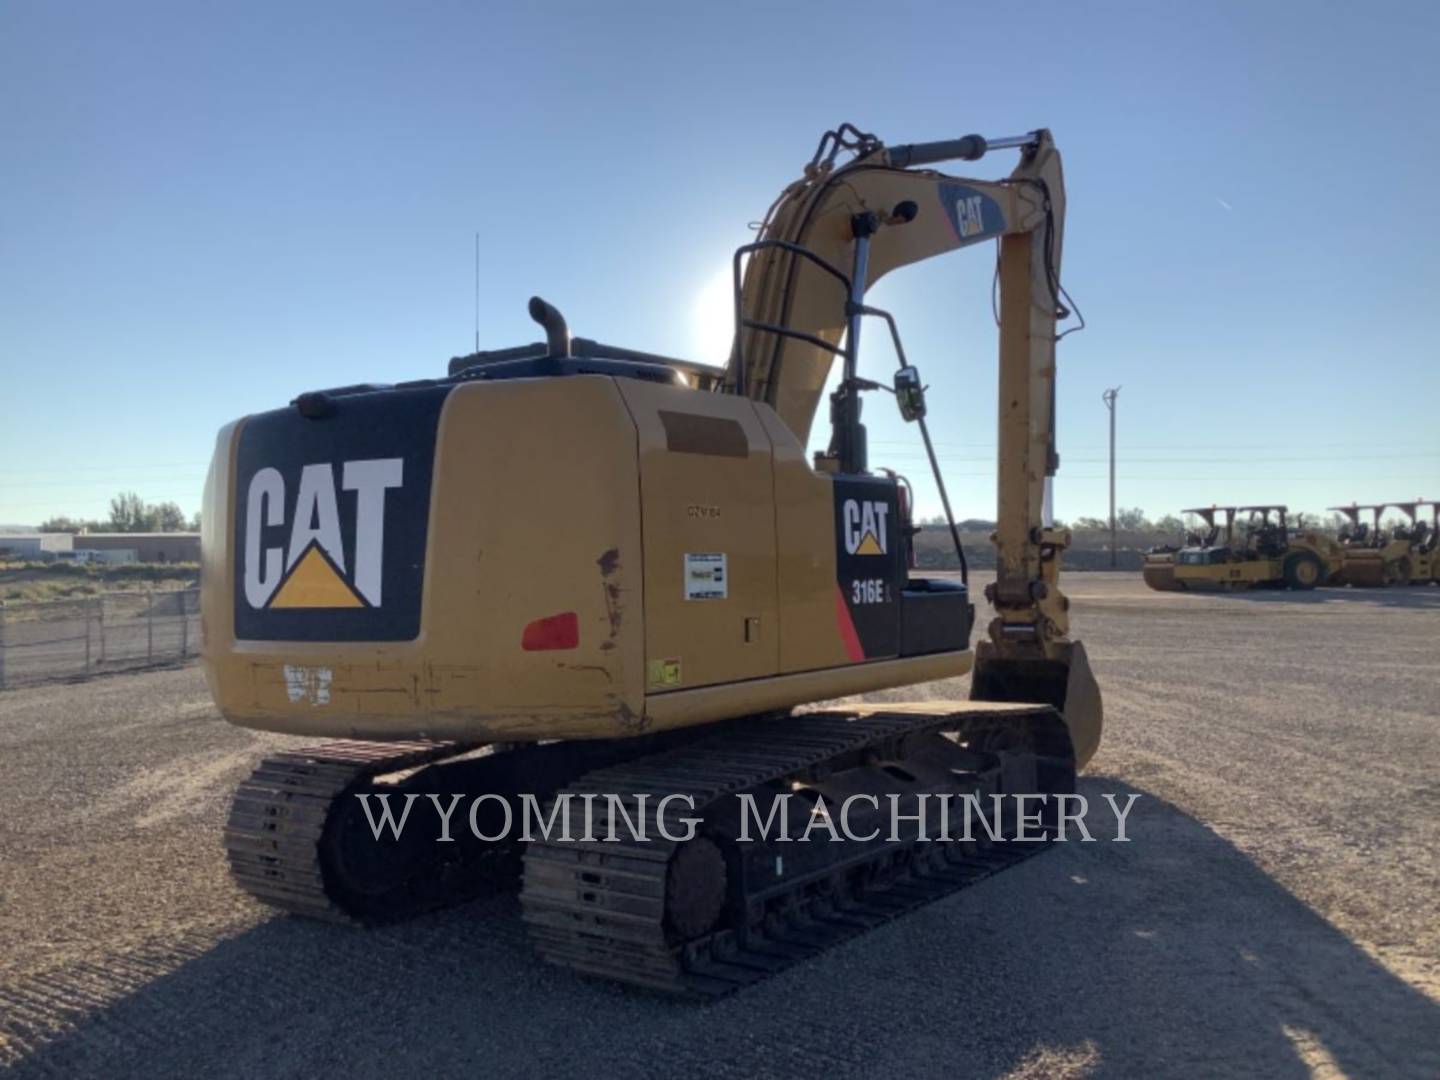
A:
1;572;1437;1078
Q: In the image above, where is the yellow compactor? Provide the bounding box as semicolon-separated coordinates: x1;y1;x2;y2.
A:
201;124;1103;995
1142;505;1342;592
1395;502;1440;584
1331;502;1439;585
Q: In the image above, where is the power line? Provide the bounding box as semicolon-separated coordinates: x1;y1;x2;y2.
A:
0;460;209;471
868;440;1440;454
858;451;1440;475
0;475;206;490
864;446;1437;463
1;494;203;511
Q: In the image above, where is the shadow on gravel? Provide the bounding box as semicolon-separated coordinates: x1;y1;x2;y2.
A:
4;782;1438;1079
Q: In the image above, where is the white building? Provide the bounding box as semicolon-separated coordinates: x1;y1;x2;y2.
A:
0;533;75;559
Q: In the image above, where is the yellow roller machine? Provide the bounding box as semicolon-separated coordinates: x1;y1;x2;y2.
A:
1142;505;1235;591
202;123;1103;995
1142;505;1341;591
1332;501;1439;585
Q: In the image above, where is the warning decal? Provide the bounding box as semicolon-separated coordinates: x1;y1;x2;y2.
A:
684;553;727;600
647;657;683;687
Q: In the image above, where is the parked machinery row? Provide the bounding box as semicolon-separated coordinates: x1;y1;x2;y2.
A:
1141;501;1439;592
1328;502;1439;586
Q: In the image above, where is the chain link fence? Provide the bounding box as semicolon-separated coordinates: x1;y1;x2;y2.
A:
0;589;199;689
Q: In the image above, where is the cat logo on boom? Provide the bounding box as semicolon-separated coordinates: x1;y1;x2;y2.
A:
842;499;889;556
955;194;986;238
242;458;403;610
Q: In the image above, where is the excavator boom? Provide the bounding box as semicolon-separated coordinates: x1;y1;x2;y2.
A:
731;126;1098;764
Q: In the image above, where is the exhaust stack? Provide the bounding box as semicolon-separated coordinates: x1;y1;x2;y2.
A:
528;296;571;357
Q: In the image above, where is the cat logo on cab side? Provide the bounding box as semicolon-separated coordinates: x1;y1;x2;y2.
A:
842;499;889;556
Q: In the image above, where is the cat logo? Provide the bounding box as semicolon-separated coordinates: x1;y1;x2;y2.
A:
955;194;986;238
242;458;403;610
842;499;889;556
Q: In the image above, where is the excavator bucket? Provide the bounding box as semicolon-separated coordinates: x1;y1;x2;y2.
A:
970;639;1103;770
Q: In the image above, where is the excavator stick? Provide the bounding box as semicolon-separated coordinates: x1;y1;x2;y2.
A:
970;639;1103;770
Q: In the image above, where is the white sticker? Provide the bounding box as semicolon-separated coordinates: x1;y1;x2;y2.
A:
284;664;333;705
684;553;727;600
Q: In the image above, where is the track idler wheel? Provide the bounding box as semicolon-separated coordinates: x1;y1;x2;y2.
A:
665;837;728;940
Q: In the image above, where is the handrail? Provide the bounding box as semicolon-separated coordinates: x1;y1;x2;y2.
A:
729;239;855;397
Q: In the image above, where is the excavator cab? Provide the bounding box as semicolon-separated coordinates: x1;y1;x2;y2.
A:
727;227;976;668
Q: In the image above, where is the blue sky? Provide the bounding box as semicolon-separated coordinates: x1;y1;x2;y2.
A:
2;1;1437;527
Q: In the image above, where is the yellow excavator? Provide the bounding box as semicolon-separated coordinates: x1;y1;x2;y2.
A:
202;124;1103;995
1142;505;1342;591
1331;501;1438;585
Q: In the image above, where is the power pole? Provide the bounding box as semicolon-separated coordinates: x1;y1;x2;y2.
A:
1103;387;1121;568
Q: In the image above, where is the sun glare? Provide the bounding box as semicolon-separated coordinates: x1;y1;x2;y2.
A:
690;264;735;368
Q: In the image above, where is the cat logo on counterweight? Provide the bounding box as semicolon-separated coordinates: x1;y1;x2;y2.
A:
243;458;403;610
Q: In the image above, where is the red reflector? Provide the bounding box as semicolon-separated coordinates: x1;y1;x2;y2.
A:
521;612;579;651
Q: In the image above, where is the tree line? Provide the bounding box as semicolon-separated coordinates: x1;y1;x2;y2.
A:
922;508;1360;536
920;509;1184;533
40;492;199;534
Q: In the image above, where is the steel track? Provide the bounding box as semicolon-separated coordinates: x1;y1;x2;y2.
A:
521;706;1072;997
224;740;471;923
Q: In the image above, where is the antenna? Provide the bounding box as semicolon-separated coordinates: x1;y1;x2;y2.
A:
474;232;480;354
